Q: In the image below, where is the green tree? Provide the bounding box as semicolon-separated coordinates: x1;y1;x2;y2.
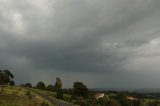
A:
148;100;160;106
26;91;32;100
46;85;55;91
55;77;63;99
37;82;46;90
9;80;15;86
133;99;141;106
117;93;129;106
73;82;88;98
24;83;32;88
0;69;14;86
55;78;62;89
96;97;108;106
108;100;121;106
41;101;49;106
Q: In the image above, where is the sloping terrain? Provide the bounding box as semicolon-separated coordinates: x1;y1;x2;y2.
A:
31;89;75;106
0;86;54;106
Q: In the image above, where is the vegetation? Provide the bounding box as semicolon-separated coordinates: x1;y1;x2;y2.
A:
46;84;55;91
73;82;88;98
1;69;160;106
22;83;32;88
9;80;15;86
55;77;63;99
37;82;46;90
41;101;50;106
0;69;14;86
0;86;53;106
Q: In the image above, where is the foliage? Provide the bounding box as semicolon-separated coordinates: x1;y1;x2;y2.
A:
24;83;32;88
0;86;52;106
131;99;141;106
41;101;50;106
26;90;32;100
56;88;63;99
107;100;121;106
55;77;62;90
0;69;14;86
9;80;15;86
37;82;46;90
74;97;88;106
46;85;55;91
55;77;63;99
0;100;2;104
117;93;129;106
73;82;88;98
62;88;73;95
1;72;160;106
147;100;160;106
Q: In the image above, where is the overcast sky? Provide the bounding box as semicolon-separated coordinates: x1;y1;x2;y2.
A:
1;0;160;88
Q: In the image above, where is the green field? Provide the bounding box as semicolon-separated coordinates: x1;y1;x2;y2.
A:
0;86;54;106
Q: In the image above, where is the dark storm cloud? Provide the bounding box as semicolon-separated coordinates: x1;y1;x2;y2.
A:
1;0;160;88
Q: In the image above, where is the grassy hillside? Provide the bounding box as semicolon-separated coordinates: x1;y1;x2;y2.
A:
32;89;75;105
0;86;54;106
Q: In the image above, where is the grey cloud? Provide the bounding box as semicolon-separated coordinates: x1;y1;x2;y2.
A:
0;0;160;88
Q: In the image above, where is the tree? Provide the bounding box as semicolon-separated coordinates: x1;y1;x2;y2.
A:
73;82;88;98
46;85;55;91
117;93;129;106
55;77;62;90
55;77;63;99
0;69;14;86
9;80;15;86
107;100;121;106
24;83;32;88
133;99;141;106
56;88;63;99
148;100;160;106
37;82;46;90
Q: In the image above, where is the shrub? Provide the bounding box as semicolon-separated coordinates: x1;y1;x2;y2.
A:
26;91;32;100
0;100;2;104
24;83;32;88
41;101;49;106
9;80;15;86
37;82;46;90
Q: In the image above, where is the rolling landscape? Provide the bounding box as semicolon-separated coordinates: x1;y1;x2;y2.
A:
1;0;160;106
1;70;160;106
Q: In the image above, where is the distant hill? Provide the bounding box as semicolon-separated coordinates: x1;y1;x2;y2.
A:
92;88;160;93
133;88;160;93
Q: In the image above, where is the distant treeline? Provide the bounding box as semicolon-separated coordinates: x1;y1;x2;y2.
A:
1;70;160;106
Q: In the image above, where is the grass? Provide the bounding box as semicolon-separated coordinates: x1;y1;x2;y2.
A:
32;89;74;105
0;86;54;106
31;89;56;97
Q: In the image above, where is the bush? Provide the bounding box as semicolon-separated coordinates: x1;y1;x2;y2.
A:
74;97;87;106
41;101;49;106
56;88;63;99
73;82;88;98
24;83;32;88
9;80;15;86
37;82;46;90
0;100;2;104
63;95;72;102
26;91;32;100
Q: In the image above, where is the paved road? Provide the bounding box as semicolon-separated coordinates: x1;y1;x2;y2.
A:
30;89;75;106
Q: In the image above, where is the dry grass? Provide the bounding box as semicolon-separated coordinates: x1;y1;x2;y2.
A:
0;86;54;106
